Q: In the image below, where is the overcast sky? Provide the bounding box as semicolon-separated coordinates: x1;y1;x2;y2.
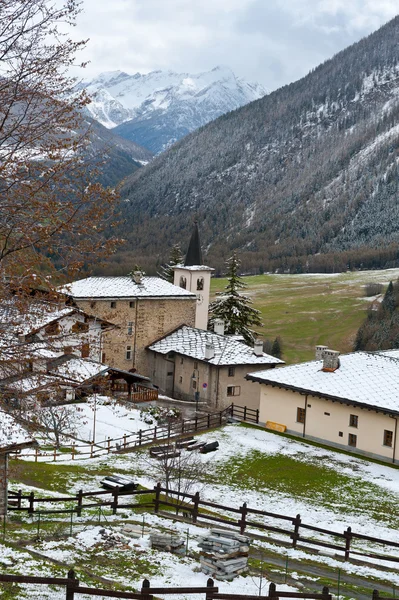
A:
74;0;399;90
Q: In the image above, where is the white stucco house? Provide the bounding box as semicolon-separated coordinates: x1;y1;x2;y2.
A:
247;346;399;463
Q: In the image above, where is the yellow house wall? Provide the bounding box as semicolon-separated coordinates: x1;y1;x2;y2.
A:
75;298;196;376
258;385;399;462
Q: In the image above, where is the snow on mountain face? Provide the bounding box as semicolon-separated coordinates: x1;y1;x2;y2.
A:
81;66;267;153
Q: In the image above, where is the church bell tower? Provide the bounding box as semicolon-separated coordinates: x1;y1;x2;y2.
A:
173;223;213;330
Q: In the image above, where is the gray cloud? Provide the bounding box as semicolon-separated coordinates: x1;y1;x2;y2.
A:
73;0;399;89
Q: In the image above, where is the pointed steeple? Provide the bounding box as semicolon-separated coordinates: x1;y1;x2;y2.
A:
184;222;203;266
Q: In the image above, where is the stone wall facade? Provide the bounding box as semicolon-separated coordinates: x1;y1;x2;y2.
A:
75;297;196;377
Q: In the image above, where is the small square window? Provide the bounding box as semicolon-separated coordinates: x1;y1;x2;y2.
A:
193;361;198;369
324;412;330;416
384;430;393;447
90;301;96;309
127;322;133;335
110;301;116;309
338;431;343;437
349;414;358;428
307;404;312;408
348;433;357;447
228;366;235;377
227;385;241;397
126;345;132;360
296;407;305;424
179;376;183;384
180;357;184;365
167;371;173;377
129;301;135;308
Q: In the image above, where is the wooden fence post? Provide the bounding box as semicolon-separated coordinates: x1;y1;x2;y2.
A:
194;417;198;431
107;437;111;453
112;487;119;515
206;577;216;600
256;409;259;424
139;430;143;446
181;420;185;434
243;406;247;421
28;492;34;515
141;578;151;597
207;414;211;428
192;491;200;524
76;490;83;517
123;434;127;449
90;444;94;458
53;447;57;462
231;402;234;418
72;444;75;461
372;591;379;600
65;568;79;600
322;586;330;600
292;514;301;548
17;489;22;510
35;447;38;463
239;502;248;534
154;483;161;514
344;526;352;560
268;582;277;597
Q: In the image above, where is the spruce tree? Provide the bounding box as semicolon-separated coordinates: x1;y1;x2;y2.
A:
271;337;283;359
209;252;263;344
158;244;183;283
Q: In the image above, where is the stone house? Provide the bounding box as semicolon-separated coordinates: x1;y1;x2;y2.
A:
148;323;284;411
247;346;399;463
0;411;36;516
63;273;197;377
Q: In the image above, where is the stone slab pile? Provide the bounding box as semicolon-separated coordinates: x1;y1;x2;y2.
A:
199;529;250;580
150;532;185;556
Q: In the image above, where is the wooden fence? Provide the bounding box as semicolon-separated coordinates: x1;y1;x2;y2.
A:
0;570;334;599
11;405;234;462
8;483;399;566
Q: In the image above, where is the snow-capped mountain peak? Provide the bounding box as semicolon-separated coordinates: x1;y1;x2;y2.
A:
81;66;267;153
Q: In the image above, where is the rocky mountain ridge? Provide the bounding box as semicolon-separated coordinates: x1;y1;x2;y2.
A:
80;66;266;154
114;16;399;274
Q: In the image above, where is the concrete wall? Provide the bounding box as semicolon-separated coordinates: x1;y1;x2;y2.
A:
258;385;399;462
76;298;196;376
150;352;274;411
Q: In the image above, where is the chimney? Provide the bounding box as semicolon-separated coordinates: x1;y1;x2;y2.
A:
322;349;340;371
315;345;328;361
253;340;263;357
204;342;215;360
132;271;143;285
214;319;225;336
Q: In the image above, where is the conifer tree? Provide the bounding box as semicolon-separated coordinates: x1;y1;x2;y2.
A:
209;252;263;344
271;336;283;359
158;244;183;283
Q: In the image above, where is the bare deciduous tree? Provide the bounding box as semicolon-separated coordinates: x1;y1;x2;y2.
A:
36;405;83;448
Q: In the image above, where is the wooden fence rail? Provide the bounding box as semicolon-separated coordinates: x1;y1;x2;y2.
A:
8;482;399;566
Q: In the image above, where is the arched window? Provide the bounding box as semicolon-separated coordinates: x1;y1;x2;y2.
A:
197;277;204;291
179;276;186;289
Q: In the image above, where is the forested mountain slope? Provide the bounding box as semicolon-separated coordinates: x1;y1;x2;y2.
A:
118;17;399;274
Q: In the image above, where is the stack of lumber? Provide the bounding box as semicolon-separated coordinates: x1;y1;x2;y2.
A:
199;529;250;580
150;532;185;556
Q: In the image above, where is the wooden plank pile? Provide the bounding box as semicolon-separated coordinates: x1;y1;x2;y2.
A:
199;529;250;580
150;532;185;556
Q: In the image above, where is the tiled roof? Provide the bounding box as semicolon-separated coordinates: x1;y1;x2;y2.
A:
174;264;214;272
148;326;284;367
247;351;399;414
61;276;196;299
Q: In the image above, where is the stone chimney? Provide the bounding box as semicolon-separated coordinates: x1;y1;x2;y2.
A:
204;342;215;360
315;345;328;361
214;319;225;336
132;271;143;285
322;349;340;371
253;340;263;357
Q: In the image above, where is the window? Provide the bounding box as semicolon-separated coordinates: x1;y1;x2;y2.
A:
193;361;198;369
348;433;357;447
167;371;173;377
324;412;330;416
127;322;133;335
45;322;60;336
64;346;72;354
338;431;343;437
349;414;358;428
179;376;183;384
197;277;204;291
227;385;241;397
180;357;184;365
192;380;197;390
179;276;187;289
129;301;135;308
384;430;393;447
126;346;132;360
81;343;90;358
71;321;89;333
228;366;235;377
102;352;106;363
90;301;96;309
307;404;312;408
110;301;116;308
296;407;305;424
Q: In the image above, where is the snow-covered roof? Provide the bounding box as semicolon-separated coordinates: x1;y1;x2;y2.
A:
48;357;109;384
247;351;399;415
61;276;196;299
148;325;284;366
0;410;35;451
173;264;214;272
3;374;61;393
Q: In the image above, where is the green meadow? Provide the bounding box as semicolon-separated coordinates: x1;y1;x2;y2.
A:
210;268;399;364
